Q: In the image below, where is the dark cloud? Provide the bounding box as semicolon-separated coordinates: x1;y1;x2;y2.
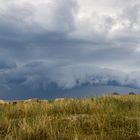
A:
0;60;16;69
0;0;140;98
0;60;139;89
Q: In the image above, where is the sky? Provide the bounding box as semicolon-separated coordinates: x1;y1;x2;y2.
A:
0;0;140;98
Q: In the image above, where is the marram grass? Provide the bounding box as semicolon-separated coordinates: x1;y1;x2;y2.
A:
0;95;140;140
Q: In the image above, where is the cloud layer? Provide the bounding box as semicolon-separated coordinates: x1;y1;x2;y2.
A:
1;60;140;90
0;0;140;97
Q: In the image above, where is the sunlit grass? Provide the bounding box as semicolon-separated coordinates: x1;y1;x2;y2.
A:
0;95;140;140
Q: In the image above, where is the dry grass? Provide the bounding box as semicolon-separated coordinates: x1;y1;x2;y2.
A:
0;95;140;140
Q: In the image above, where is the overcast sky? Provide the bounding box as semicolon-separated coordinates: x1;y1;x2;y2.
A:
0;0;140;95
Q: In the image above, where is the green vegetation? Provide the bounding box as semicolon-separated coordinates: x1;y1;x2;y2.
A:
0;95;140;140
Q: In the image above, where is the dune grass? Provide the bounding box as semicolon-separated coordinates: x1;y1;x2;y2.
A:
0;95;140;140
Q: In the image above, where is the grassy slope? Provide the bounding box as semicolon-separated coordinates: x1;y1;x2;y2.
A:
0;95;140;140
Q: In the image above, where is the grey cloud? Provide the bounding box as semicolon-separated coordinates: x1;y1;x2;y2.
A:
0;61;139;90
0;0;140;98
0;60;16;69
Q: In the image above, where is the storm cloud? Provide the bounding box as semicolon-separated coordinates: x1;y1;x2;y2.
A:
0;0;140;97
